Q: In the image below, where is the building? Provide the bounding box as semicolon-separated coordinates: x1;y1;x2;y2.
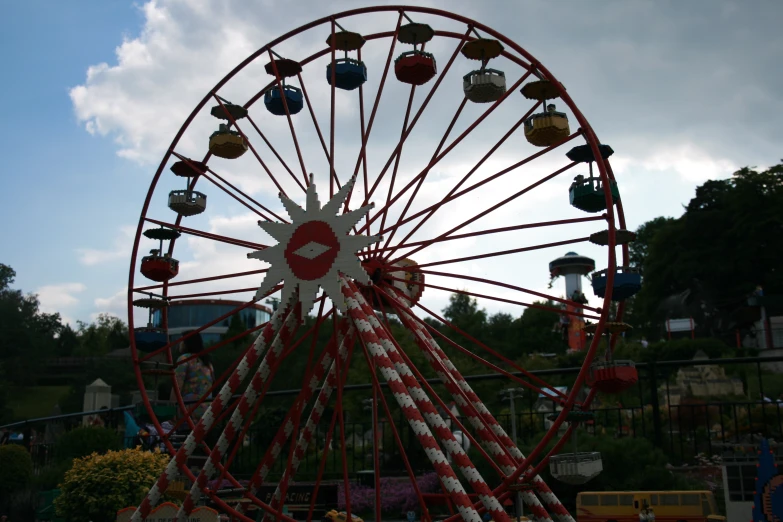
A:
153;299;273;346
660;350;744;407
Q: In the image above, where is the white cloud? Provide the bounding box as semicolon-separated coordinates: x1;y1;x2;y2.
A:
77;225;136;266
71;0;782;330
36;283;87;326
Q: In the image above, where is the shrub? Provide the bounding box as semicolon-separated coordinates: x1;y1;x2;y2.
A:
55;425;121;463
0;444;33;496
54;447;171;522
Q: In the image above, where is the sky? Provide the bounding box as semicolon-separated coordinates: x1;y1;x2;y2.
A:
1;0;781;329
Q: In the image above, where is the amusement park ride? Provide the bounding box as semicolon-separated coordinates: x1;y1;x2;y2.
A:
124;6;645;522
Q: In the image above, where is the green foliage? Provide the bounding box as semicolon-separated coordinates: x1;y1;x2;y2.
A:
0;444;34;496
73;313;129;357
631;162;783;338
55;426;121;464
0;263;62;388
54;448;171;522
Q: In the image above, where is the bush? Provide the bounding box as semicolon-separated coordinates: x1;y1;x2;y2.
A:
0;444;33;496
55;425;121;463
0;444;34;515
55;447;171;522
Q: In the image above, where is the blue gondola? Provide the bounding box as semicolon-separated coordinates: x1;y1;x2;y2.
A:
591;267;642;301
326;58;367;91
264;85;304;116
134;327;168;353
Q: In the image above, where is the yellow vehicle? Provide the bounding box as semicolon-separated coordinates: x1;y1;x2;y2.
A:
576;491;726;522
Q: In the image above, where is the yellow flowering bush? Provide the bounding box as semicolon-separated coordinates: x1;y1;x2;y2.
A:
54;447;172;522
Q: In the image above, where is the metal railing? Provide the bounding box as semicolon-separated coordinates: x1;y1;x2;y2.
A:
5;355;783;476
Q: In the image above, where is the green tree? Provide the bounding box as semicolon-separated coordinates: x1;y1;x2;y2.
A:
631;161;783;339
0;263;63;388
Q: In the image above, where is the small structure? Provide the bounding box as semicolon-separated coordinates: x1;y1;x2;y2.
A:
140;227;180;282
326;30;367;91
394;22;437;85
264;57;305;116
82;378;111;426
549;252;594;351
591;266;642;301
549;409;602;484
524;103;570;147
660;350;744;407
583;322;639;394
461;38;506;103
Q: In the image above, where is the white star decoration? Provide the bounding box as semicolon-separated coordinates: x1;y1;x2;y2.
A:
248;174;381;316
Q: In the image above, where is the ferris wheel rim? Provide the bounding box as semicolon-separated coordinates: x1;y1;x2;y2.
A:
125;6;629;520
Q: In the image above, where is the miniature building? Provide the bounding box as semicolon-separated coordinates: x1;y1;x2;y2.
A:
660;351;745;407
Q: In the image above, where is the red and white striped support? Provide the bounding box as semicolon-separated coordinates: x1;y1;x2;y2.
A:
177;304;302;518
384;287;573;522
261;326;356;521
130;303;292;522
344;278;510;522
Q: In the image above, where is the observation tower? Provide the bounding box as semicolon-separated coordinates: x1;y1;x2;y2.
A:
549;251;595;351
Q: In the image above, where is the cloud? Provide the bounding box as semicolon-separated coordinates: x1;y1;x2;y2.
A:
77;225;136;266
73;1;782;328
36;283;87;326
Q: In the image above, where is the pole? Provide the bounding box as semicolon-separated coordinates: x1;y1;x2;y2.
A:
507;392;523;520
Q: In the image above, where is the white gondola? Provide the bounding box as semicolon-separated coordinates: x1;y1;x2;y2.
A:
549;451;603;484
463;68;506;103
168;189;207;216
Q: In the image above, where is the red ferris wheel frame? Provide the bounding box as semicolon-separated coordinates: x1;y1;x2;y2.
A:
126;5;631;522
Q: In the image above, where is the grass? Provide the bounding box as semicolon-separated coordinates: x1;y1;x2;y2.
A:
9;385;71;421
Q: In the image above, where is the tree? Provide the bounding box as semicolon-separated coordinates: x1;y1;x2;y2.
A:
0;263;63;386
73;313;129;356
630;161;783;339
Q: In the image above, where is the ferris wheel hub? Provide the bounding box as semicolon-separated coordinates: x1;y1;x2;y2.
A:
247;175;379;316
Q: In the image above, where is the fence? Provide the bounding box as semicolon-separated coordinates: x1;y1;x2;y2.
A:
5;355;783;478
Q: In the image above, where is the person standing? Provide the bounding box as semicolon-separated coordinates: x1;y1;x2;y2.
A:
171;331;215;420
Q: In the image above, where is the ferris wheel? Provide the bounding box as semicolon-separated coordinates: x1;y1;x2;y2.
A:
126;6;642;522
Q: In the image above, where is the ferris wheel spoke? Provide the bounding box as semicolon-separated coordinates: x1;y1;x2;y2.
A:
416;268;602;313
137;296;274;363
372;214;604;257
371;79;419;257
366;24;471;241
344;12;403;214
211;94;307;198
328;20;339;198
372;111;574;244
296;72;341;194
416;236;592;271
377;95;468;256
376;106;538;259
266;50;310;188
167;286;260;300
170;151;284;222
144;218;268;251
388;161;579;264
362;26;474;206
378;284;569;402
386;275;599;320
244;114;307;197
364;71;531;207
135;269;269;295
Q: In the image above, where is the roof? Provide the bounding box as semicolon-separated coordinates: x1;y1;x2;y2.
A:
538;386;567;398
